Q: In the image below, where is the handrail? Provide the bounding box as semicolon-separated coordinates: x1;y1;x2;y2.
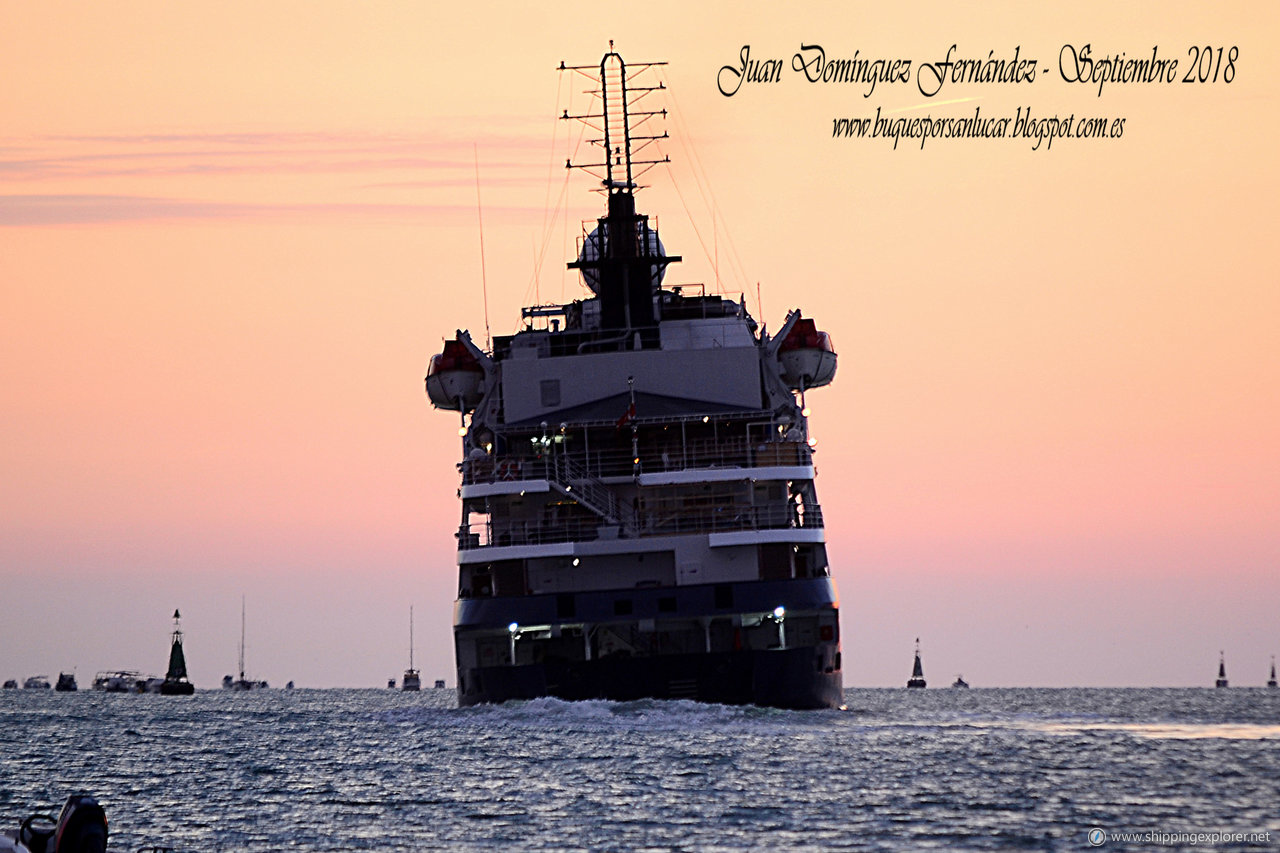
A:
460;440;811;486
456;502;822;551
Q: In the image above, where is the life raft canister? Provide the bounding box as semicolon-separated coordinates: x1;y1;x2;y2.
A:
777;315;837;390
425;337;485;412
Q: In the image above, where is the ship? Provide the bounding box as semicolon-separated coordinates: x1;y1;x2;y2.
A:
160;609;196;695
403;606;421;691
1215;651;1228;688
1269;656;1277;689
906;638;926;689
424;48;842;710
55;672;77;692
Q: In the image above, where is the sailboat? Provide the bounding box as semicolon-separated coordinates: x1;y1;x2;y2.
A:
907;638;927;689
402;606;421;691
160;609;195;695
223;597;267;690
1267;656;1277;689
1214;651;1229;688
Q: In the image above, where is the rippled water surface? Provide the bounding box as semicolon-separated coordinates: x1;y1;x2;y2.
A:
2;688;1278;850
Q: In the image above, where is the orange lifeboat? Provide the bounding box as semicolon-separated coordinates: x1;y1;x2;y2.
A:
777;315;837;390
425;337;485;412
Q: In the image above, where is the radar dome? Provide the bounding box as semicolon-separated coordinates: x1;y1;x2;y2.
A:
577;222;667;294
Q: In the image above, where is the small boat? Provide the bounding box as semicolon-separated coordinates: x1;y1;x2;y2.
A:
21;676;50;690
1;681;15;690
434;679;446;689
1215;651;1229;688
387;678;396;689
951;675;969;689
224;597;268;690
402;606;421;692
286;680;295;690
1267;656;1276;689
0;794;108;853
906;639;926;689
92;671;144;692
160;609;195;695
54;673;77;692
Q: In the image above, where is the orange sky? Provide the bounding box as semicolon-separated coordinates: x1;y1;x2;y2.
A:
2;2;1277;688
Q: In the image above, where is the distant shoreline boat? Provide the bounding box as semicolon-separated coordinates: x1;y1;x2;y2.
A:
402;605;420;692
951;675;969;689
92;671;160;693
21;676;51;690
224;597;268;690
1268;656;1276;689
907;639;926;689
55;672;77;692
1215;651;1229;688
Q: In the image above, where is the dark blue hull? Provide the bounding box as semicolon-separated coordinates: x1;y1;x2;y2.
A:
458;647;842;709
454;577;843;710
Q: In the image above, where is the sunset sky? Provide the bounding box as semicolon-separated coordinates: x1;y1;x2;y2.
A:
2;2;1276;689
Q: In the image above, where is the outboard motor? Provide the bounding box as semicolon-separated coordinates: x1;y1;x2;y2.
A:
3;795;106;853
52;796;106;853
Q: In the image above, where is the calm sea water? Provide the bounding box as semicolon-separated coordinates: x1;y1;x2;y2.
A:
2;688;1278;851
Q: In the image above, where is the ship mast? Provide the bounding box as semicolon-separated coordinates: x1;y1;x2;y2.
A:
560;45;680;343
239;596;247;682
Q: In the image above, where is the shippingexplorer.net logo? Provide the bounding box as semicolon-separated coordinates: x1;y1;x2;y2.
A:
1088;827;1272;846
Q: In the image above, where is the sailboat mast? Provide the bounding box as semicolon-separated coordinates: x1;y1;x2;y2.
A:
239;596;246;681
409;605;415;671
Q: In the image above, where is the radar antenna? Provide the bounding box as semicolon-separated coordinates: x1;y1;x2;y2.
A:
559;42;671;192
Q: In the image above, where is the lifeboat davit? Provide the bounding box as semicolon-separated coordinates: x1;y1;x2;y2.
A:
425;337;485;412
777;316;837;390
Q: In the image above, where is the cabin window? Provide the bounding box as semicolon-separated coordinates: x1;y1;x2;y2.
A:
492;560;526;596
759;543;793;580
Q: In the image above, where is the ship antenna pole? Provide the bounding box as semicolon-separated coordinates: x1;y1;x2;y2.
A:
474;143;492;351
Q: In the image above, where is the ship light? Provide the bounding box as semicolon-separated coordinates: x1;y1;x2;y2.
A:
508;622;519;633
572;558;580;567
807;437;818;448
458;427;468;436
702;416;709;423
773;606;786;620
801;406;810;417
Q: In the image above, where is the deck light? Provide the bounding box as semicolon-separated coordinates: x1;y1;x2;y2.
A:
774;606;787;650
773;606;786;620
572;558;580;566
508;622;519;665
